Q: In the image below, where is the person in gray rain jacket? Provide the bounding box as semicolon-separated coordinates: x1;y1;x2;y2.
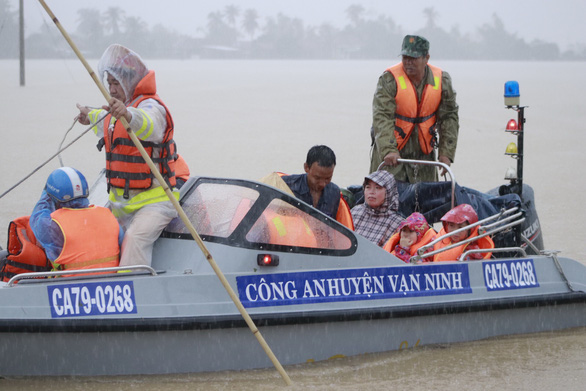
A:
351;170;404;247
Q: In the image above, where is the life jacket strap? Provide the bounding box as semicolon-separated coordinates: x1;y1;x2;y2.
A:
124;179;130;199
395;112;436;124
57;256;119;270
395;125;407;139
5;258;50;273
96;137;105;152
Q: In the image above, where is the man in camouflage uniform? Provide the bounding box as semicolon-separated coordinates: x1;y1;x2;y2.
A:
370;35;459;183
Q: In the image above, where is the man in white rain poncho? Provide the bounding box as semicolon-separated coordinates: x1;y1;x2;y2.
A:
77;44;179;267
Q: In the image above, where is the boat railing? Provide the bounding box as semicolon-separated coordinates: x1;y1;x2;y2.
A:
459;247;528;262
5;265;158;287
378;158;456;209
410;207;525;263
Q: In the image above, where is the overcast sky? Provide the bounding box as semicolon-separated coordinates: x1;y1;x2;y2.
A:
12;0;586;51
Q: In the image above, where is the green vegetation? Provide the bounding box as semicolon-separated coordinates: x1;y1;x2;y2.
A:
1;2;584;60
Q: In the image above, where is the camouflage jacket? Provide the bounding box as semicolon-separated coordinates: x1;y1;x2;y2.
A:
370;64;459;182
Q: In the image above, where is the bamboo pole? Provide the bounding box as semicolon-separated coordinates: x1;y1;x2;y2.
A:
37;0;292;385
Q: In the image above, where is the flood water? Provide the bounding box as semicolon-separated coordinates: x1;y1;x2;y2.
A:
0;59;585;389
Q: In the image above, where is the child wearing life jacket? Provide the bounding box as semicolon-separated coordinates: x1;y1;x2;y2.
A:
383;212;436;263
433;204;494;262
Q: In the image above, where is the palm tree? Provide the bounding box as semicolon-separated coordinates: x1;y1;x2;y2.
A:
206;11;224;33
205;11;238;46
0;0;19;58
345;4;365;26
104;7;125;37
224;5;240;28
423;7;438;29
122;16;149;55
76;8;104;56
241;8;259;40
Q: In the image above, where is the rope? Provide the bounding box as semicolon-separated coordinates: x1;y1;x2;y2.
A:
34;1;77;80
0;111;108;200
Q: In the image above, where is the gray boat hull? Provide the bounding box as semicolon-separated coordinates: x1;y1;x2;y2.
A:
1;177;585;376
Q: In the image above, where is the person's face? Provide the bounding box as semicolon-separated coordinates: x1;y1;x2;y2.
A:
304;162;334;194
107;73;126;102
446;221;469;243
401;54;429;81
400;227;418;247
364;179;386;209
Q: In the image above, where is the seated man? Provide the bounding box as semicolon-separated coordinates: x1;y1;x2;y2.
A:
29;167;124;274
281;145;353;229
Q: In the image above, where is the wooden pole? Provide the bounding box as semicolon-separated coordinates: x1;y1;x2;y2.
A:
37;0;292;385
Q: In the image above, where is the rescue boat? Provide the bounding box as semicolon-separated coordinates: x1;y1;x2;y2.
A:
0;168;585;377
0;81;584;377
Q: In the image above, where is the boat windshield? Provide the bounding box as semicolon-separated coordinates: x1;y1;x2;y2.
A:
164;179;355;254
166;182;259;238
246;198;352;250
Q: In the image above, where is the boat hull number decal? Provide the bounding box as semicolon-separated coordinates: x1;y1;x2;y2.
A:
48;281;137;318
483;259;539;291
237;264;471;308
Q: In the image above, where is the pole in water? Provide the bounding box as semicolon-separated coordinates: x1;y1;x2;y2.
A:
36;0;292;385
19;0;25;86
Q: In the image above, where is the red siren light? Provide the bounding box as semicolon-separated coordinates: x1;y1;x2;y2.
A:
506;119;518;132
257;254;280;267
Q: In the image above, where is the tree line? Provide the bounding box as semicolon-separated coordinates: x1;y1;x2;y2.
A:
1;1;584;60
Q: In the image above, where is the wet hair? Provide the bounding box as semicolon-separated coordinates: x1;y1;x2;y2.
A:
306;145;336;168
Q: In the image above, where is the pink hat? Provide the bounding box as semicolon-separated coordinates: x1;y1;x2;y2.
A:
397;212;428;241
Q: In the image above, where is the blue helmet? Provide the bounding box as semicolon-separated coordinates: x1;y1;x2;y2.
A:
45;167;89;203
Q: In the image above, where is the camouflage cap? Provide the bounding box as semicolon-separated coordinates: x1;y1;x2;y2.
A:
400;35;430;58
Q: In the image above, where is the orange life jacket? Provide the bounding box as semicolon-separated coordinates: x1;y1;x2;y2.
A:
432;226;494;262
1;216;50;282
277;172;354;230
51;206;120;274
101;70;176;197
336;195;354;231
175;154;190;182
383;227;436;260
387;63;442;154
265;209;318;248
